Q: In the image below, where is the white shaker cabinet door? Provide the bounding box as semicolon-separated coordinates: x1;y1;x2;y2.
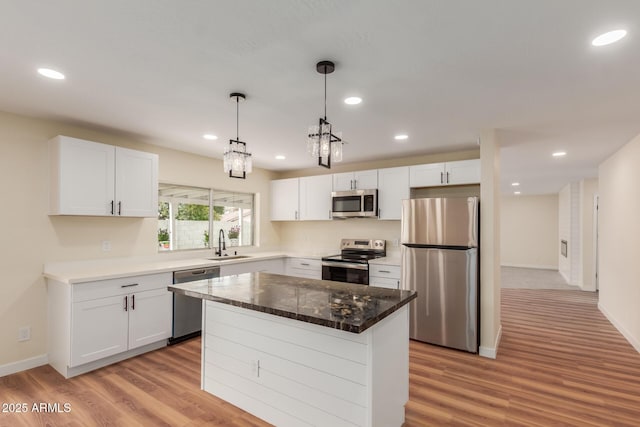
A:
270;178;299;221
445;159;481;185
70;295;128;367
128;288;172;350
115;147;159;217
353;169;378;189
409;163;446;187
377;166;409;220
299;174;332;220
50;136;116;215
332;172;355;191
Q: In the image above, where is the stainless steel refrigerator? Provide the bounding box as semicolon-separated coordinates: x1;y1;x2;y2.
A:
400;197;479;353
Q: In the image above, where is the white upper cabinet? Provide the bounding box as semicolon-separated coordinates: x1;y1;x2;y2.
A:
49;136;158;217
377;166;409;220
299;175;332;220
333;169;378;191
271;176;332;221
409;159;480;187
270;178;300;221
115;147;159;217
445;159;481;185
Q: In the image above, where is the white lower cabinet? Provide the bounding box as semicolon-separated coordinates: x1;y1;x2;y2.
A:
285;258;322;279
48;272;172;378
369;264;401;289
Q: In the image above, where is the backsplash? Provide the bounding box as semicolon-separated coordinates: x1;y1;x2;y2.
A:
275;219;402;255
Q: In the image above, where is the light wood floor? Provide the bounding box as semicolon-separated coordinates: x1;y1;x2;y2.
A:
2;289;639;426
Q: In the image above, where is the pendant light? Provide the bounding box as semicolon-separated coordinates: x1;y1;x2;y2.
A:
307;60;344;169
224;92;252;179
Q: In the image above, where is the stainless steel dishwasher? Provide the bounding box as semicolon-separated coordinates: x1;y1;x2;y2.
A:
169;266;219;345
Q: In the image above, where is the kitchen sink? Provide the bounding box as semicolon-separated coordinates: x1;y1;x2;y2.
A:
207;255;252;261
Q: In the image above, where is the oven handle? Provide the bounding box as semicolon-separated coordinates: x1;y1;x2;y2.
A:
321;261;369;270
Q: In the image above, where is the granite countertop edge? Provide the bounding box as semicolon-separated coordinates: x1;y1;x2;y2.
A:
170;283;417;334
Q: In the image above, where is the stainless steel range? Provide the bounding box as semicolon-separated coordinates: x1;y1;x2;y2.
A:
322;239;386;285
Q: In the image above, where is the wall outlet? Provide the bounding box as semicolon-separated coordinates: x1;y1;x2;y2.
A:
18;326;31;342
101;240;112;252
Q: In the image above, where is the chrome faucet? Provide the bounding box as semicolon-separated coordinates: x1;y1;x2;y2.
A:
215;229;226;257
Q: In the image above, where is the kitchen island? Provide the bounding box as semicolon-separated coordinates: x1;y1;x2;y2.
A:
169;272;417;427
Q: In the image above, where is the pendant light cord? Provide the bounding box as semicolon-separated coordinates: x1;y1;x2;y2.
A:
236;96;240;140
324;71;327;121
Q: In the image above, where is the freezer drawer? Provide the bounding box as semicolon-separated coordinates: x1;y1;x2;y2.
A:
401;246;478;352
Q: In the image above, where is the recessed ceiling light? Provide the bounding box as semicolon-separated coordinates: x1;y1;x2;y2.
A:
592;29;627;46
511;182;520;186
202;134;218;140
37;68;65;80
514;191;521;195
394;134;409;141
344;97;362;105
275;155;286;160
552;151;567;157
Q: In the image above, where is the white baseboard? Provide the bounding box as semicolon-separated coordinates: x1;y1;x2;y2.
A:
501;263;558;270
0;354;48;378
479;325;502;359
598;302;640;354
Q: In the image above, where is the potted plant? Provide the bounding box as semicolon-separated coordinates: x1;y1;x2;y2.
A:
228;225;240;246
158;228;170;249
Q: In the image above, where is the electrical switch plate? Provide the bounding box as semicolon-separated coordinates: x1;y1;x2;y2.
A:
101;240;112;252
18;326;31;342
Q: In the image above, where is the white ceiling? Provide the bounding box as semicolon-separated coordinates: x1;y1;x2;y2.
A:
1;1;639;195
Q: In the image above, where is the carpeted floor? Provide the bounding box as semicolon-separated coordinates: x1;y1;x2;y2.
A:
501;266;579;289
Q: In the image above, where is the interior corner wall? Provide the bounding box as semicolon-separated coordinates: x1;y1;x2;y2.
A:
598;132;640;352
500;194;558;269
558;182;582;285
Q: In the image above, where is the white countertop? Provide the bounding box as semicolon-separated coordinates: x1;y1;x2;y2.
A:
368;253;402;266
44;251;295;284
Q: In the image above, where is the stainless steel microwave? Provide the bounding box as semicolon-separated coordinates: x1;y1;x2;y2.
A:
331;189;378;218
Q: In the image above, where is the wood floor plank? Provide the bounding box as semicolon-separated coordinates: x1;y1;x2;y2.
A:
1;287;639;426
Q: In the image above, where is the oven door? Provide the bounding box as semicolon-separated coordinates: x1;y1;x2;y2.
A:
322;261;369;285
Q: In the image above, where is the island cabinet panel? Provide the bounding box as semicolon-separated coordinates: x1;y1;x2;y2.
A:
202;300;410;427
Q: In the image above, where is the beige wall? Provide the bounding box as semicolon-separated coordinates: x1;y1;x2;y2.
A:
479;129;501;358
0;110;279;367
500;194;559;269
275;149;480;179
598;132;640;352
558;184;572;281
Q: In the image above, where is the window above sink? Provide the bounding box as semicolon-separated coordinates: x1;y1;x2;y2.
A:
158;183;254;252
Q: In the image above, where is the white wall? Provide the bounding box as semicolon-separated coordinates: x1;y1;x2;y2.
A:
558;184;572;281
0;110;279;367
500;194;558;269
580;179;599;291
598;132;640;352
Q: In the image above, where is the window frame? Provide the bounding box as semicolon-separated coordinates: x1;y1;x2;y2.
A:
158;183;255;252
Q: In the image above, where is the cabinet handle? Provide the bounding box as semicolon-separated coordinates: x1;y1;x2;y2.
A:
110;200;115;215
124;296;128;312
121;283;139;288
379;270;391;273
301;263;310;266
440;172;444;184
295;210;298;220
353;179;357;189
132;294;135;310
397;280;400;288
118;201;122;215
350;179;354;190
446;172;450;184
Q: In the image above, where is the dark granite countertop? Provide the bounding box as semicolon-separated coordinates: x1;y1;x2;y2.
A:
168;272;417;333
